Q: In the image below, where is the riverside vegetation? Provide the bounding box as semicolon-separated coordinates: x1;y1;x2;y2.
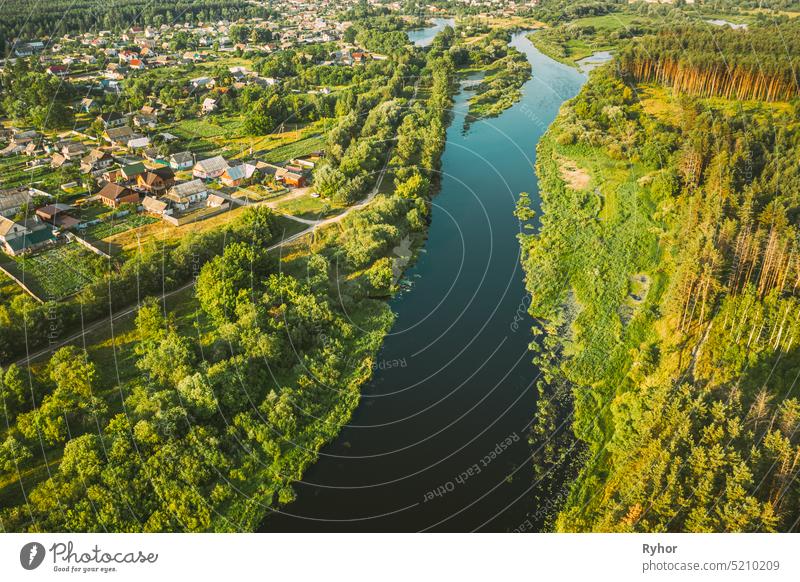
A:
0;20;456;531
519;18;800;531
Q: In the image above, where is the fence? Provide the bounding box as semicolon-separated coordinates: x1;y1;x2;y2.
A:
0;263;44;303
66;232;111;258
161;202;230;226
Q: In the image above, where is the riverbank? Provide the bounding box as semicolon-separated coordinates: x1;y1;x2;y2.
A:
262;30;585;532
519;48;800;532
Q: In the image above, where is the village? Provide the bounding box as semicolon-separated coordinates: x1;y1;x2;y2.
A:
0;0;401;301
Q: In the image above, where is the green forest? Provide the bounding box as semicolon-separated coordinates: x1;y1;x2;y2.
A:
520;20;800;531
0;1;266;53
619;22;800;101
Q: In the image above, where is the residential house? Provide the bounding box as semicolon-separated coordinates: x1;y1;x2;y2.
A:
0;217;54;256
142;196;169;216
0;188;35;217
100;79;122;93
201;98;218;114
47;65;69;77
190;76;215;90
1;131;40;156
97;182;139;208
169;151;195;170
35;204;80;229
104;125;136;146
101;168;123;183
60;142;87;160
220;163;257;187
142;148;164;163
164;179;208;211
206;193;228;209
136;167;175;194
13;41;45;58
133;113;157;129
22;142;41;157
51;153;69;168
119;163;147;182
193;156;228;180
80;149;114;174
133;105;159;129
96;112;127;129
126;136;151;150
275;168;306;188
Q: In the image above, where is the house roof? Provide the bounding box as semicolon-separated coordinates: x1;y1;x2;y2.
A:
168;179;207;201
4;226;54;251
222;163;256;182
98;111;125;123
82;148;111;163
98;182;135;201
194;155;228;174
105;126;134;141
120;162;146;179
140;167;174;186
0;188;34;213
36;203;74;219
0;216;25;237
151;166;175;180
142;196;168;213
62;142;86;154
170;151;194;164
255;161;282;174
127;136;151;149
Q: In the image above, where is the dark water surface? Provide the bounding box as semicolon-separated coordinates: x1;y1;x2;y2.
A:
261;32;585;532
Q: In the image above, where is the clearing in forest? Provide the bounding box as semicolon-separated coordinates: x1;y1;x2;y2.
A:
558;157;591;190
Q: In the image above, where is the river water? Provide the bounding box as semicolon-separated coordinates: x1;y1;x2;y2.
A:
406;17;456;47
262;30;585;532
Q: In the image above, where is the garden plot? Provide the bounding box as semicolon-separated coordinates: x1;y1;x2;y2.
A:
13;243;100;299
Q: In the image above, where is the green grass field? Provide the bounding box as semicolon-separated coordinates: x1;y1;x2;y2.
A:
260;134;325;163
84;213;159;240
275;195;343;220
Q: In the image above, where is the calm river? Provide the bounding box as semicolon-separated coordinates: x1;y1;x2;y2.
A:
262;29;585;532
